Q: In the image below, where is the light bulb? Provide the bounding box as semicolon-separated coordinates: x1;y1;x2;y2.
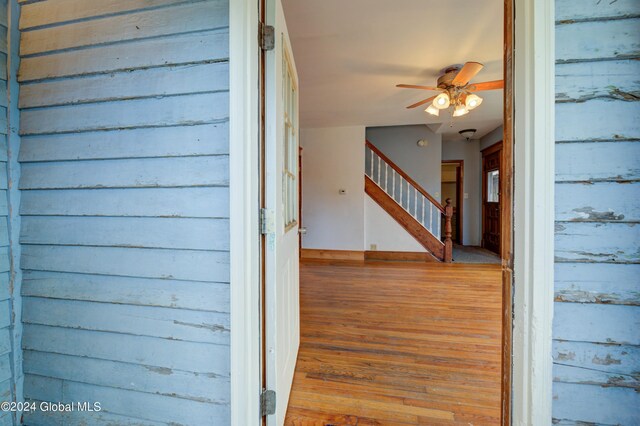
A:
425;104;440;116
453;104;469;117
465;94;483;110
433;93;450;109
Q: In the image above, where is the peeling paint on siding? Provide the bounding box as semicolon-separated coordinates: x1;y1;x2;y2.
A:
553;1;640;424
17;1;232;424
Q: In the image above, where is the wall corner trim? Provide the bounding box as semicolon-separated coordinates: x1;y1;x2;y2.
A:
6;0;24;414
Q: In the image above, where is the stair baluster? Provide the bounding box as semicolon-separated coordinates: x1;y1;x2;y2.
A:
365;140;451;262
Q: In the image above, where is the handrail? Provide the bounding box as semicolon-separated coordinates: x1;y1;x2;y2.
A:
365;140;445;213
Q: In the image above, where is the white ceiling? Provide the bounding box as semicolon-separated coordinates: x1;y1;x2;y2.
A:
282;0;504;140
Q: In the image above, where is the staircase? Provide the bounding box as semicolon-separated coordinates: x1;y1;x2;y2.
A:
365;141;453;262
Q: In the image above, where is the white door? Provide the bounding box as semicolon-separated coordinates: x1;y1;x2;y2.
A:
264;0;300;424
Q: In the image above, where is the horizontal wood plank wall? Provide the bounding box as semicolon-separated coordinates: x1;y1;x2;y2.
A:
554;1;640;424
0;0;15;424
17;1;230;424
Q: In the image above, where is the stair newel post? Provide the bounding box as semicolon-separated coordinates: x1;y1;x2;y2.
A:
444;198;453;263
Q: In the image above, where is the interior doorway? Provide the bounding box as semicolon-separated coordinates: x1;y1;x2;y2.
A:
231;0;558;423
441;160;463;244
265;0;514;424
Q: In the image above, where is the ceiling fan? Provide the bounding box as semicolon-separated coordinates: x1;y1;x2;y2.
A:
396;62;503;117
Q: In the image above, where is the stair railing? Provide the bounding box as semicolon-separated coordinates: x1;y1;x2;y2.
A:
365;141;453;262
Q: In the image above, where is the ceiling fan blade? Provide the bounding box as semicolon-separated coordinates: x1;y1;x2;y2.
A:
468;80;504;91
396;84;443;91
452;62;484;86
407;95;436;109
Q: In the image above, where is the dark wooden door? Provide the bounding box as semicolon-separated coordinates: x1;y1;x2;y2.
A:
482;143;502;255
453;163;462;244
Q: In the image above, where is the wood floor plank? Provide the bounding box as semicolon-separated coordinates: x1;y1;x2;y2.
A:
285;259;502;425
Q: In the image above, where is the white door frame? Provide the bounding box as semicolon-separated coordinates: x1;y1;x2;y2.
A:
229;0;261;424
229;0;556;424
511;0;555;423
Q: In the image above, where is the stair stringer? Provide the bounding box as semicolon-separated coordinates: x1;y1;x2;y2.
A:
365;176;444;261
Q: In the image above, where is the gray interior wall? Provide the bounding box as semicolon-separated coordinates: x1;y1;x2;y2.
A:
552;0;640;424
479;125;503;151
17;1;231;424
366;125;442;202
441;138;481;246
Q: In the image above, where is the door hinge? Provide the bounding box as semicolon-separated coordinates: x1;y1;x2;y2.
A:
260;389;276;416
260;22;275;51
260;208;275;235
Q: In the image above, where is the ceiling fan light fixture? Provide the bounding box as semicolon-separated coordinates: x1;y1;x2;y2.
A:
453;104;469;117
433;93;450;109
425;104;440;116
465;94;483;110
397;62;504;112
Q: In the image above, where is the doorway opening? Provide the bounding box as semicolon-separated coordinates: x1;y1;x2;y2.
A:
441;160;463;244
259;0;514;424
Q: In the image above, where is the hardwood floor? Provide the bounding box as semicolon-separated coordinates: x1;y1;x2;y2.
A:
284;259;503;425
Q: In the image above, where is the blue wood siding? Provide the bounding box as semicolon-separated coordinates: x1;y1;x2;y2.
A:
17;1;230;424
554;0;640;424
0;0;10;412
0;0;18;424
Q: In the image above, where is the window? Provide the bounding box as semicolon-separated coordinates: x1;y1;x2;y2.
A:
487;170;499;202
283;43;298;229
